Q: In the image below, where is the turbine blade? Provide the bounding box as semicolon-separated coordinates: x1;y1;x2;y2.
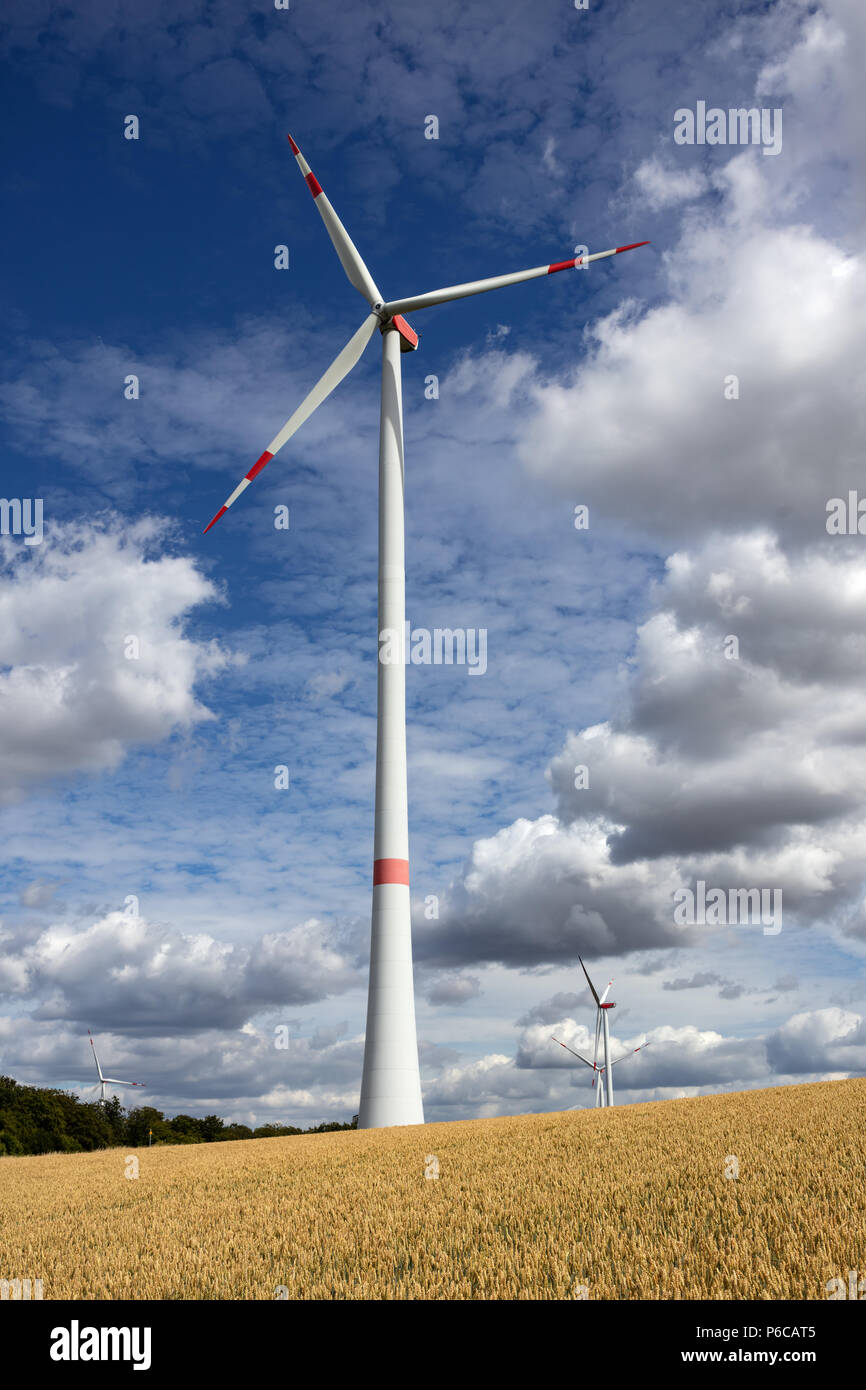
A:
88;1029;104;1082
609;1041;651;1067
550;1036;596;1070
579;955;601;1008
592;1010;602;1071
599;978;614;1005
203;313;379;533
102;1078;145;1087
287;135;383;307
381;242;649;317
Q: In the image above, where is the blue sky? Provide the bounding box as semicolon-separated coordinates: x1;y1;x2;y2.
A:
1;0;865;1126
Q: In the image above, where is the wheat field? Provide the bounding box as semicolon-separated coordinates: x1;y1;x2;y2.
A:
1;1079;863;1300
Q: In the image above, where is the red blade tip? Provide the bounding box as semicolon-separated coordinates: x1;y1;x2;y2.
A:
615;240;651;254
202;505;227;535
287;134;300;155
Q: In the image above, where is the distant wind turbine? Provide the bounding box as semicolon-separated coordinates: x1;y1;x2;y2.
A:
201;134;649;1129
87;1030;145;1105
551;956;649;1107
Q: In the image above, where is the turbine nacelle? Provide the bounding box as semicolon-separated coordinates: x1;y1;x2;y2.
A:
383;313;419;352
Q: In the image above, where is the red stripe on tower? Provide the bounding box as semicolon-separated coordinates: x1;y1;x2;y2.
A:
246;450;274;482
373;858;410;886
548;258;577;274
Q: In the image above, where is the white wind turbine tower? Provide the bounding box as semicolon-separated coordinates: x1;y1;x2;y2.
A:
202;135;649;1129
551;955;650;1108
87;1030;146;1106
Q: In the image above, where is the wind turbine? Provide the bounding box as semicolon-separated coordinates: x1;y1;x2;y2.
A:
551;956;650;1107
87;1030;145;1106
202;135;649;1129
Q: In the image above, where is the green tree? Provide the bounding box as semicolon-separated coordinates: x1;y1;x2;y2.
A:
0;1073;360;1155
221;1123;254;1141
125;1106;171;1147
168;1114;205;1143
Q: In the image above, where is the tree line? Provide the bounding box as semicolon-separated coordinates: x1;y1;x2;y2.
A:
0;1075;357;1156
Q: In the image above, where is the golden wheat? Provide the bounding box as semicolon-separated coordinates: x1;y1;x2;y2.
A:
1;1079;862;1300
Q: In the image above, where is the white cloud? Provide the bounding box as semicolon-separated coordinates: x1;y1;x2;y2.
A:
418;525;866;969
0;520;233;801
0;909;360;1029
507;197;865;546
766;1006;866;1072
548;532;866;868
633;156;708;210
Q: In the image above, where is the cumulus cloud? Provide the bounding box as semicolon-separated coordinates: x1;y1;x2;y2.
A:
766;1006;866;1073
421;1054;530;1115
518;1018;765;1088
0;1014;367;1124
0;909;360;1030
417;1003;859;1119
0;520;233;802
415;814;688;968
417;524;866;968
510;198;865;547
548;533;866;871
